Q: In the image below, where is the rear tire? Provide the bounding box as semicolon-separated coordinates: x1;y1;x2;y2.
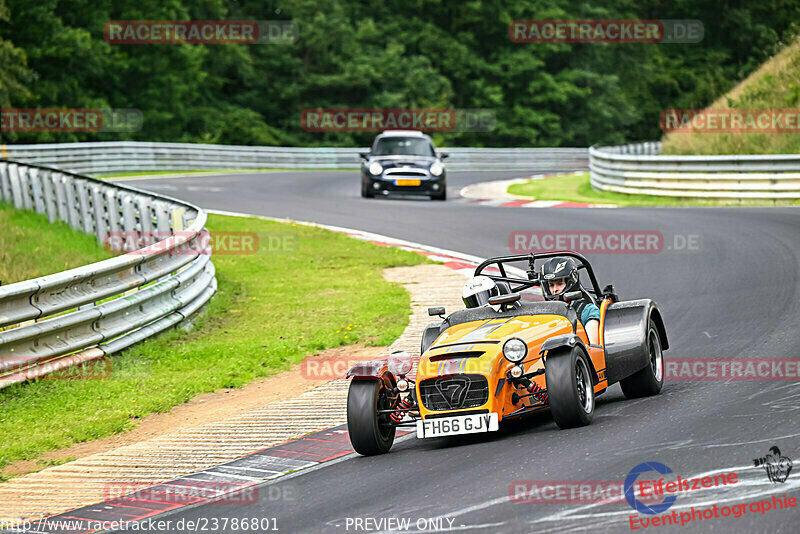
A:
620;320;664;399
347;380;396;455
545;346;595;429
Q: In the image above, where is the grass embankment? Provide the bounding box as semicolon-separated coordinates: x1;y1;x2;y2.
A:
662;38;800;155
0;202;115;284
0;211;426;473
507;173;800;206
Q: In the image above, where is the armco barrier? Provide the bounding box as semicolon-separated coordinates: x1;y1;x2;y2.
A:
0;159;217;388
1;142;589;174
590;142;800;199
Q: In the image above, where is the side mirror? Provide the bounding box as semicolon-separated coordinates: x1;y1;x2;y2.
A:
428;306;446;318
563;291;582;303
439;152;449;159
359;152;369;160
602;284;618;301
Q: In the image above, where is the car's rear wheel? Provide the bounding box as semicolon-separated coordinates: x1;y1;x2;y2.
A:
620;320;664;399
347;379;396;455
545;346;595;428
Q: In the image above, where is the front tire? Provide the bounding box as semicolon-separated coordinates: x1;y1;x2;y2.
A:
430;186;446;201
619;320;664;399
361;180;374;198
347;379;396;455
545;346;595;429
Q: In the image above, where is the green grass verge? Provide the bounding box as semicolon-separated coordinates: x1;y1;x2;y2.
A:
0;213;427;471
97;168;345;178
662;38;800;155
507;173;800;206
0;201;115;284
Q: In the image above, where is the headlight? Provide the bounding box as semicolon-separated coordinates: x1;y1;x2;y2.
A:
369;162;383;175
430;162;444;176
388;350;413;376
503;338;528;363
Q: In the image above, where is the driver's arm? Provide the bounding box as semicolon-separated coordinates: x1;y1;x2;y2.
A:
580;303;601;345
585;319;600;345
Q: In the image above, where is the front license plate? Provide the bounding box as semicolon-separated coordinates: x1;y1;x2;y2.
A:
394;179;421;186
416;413;499;438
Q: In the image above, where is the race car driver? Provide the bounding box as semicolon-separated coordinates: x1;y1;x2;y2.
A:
540;257;600;345
462;275;499;308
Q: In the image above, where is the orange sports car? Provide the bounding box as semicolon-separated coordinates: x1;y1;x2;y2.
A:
346;251;668;455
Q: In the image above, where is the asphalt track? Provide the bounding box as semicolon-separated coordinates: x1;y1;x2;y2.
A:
114;170;800;533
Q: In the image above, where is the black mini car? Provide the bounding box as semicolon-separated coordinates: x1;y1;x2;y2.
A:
360;130;448;200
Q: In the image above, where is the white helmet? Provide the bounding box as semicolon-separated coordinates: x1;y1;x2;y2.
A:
462;276;499;308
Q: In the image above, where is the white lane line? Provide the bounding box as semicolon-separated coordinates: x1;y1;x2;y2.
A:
196;470;263;481
214;465;283;475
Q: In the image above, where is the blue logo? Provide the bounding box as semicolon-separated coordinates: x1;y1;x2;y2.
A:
624;462;677;515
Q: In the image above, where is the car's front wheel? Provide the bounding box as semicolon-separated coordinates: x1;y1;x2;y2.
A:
545;346;595;429
361;180;374;198
430;185;446;201
347;379;396;455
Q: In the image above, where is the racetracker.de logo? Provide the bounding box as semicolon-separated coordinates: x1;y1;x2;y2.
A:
104;20;298;44
301;356;381;380
104;231;262;255
0;357;112;381
509;20;703;44
300;108;495;132
509;231;702;254
665;358;800;381
661;109;800;133
509;480;665;504
0;108;142;132
103;481;258;505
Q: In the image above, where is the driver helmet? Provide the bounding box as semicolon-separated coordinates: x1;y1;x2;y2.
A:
462;275;499;308
540;257;580;300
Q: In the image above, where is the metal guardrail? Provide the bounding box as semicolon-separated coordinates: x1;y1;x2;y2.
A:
0;159;217;388
590;142;800;199
1;142;589;174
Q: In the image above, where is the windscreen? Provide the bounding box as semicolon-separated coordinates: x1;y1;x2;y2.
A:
372;137;435;156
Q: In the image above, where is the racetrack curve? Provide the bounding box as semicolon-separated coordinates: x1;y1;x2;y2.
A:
114;170;800;533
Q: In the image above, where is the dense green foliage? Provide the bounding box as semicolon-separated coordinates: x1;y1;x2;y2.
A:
0;0;798;147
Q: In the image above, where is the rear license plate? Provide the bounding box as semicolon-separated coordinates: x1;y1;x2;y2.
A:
394;179;421;186
416;413;499;438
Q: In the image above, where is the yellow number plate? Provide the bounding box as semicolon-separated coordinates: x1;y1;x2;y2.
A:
394;179;421;186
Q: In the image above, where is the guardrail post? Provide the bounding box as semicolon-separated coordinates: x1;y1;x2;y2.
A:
105;188;122;249
92;185;108;245
76;179;94;235
121;194;139;251
20;166;35;210
42;170;58;223
8;163;24;208
63;175;83;230
31;168;47;215
171;207;185;232
154;200;171;233
137;195;154;236
53;172;69;224
0;161;10;202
